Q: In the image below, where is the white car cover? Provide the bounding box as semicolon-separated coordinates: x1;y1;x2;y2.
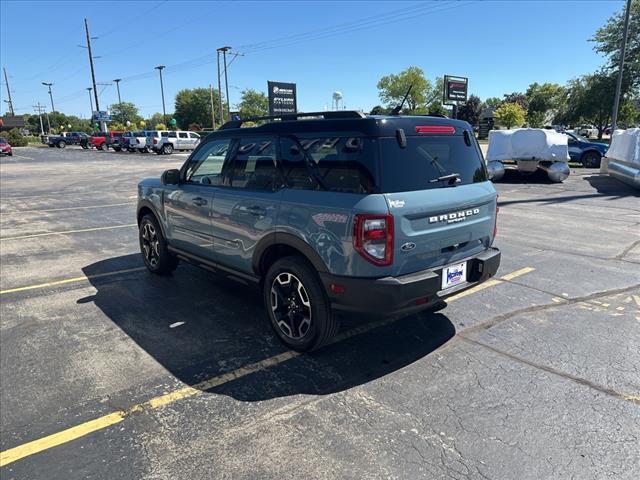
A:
486;128;569;162
603;128;640;189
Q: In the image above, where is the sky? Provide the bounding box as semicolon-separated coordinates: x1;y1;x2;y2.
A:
0;0;624;119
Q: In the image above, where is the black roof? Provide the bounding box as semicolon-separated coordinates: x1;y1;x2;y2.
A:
213;111;472;138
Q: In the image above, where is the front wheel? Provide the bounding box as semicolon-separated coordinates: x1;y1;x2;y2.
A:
581;151;601;168
263;256;339;352
98;143;106;151
139;214;178;275
58;141;66;148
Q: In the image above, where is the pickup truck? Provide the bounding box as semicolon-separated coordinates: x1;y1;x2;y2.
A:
43;131;89;148
89;131;124;150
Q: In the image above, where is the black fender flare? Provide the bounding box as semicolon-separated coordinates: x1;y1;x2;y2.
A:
137;199;168;239
252;232;329;276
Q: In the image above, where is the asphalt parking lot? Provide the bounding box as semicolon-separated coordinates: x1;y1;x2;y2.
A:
1;146;639;479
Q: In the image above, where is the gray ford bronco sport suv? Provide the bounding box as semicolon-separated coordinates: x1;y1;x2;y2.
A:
137;111;501;351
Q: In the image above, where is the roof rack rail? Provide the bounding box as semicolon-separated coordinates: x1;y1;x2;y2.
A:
219;110;366;130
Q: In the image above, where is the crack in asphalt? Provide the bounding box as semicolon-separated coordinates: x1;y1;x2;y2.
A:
459;336;640;407
615;239;640;260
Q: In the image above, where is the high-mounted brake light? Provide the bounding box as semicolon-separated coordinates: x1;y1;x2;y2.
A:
415;125;456;134
353;214;394;266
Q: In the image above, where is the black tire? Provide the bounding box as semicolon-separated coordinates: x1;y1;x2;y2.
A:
263;256;339;352
98;143;106;151
162;143;174;155
128;148;135;153
58;141;66;148
48;144;55;147
139;214;178;275
581;151;601;168
81;144;88;149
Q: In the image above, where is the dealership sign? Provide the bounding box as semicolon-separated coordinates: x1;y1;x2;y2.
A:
443;75;468;103
268;81;297;116
91;111;112;122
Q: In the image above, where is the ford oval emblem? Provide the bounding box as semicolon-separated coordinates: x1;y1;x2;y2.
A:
401;242;416;252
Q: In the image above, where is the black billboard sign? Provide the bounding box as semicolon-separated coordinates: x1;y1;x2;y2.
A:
443;75;468;103
268;81;297;116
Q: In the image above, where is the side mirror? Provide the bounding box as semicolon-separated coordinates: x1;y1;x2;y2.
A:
487;161;505;182
161;169;180;185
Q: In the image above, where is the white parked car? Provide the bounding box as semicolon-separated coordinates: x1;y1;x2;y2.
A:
148;130;201;155
576;125;598;139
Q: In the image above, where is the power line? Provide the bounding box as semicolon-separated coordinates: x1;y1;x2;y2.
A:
95;0;168;38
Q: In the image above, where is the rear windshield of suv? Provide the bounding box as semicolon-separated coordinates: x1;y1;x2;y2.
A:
379;135;487;192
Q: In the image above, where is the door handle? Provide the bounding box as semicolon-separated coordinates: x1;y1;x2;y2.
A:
192;197;208;207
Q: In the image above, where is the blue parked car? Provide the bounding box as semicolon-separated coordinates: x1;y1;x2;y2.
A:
137;111;501;351
565;132;608;167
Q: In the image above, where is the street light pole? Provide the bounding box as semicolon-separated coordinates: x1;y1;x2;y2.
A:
42;82;55;112
113;78;122;104
87;87;94;113
3;67;15;116
611;0;632;132
216;49;224;123
155;65;167;127
222;47;231;119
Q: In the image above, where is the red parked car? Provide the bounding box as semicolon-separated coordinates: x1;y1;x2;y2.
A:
89;131;124;150
0;137;13;156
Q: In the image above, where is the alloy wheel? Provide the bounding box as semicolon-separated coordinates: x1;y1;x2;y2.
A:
270;272;312;339
141;221;160;267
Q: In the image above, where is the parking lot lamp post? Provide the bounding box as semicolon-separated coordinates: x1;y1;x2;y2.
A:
42;82;55;112
155;65;167;127
611;0;632;132
86;87;94;114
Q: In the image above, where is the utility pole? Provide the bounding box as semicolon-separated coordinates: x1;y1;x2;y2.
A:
3;67;15;116
84;18;100;112
155;65;167;127
222;47;231;119
611;0;632;132
209;84;216;129
86;87;94;113
216;49;224;123
113;78;122;104
33;103;45;135
42;82;55;112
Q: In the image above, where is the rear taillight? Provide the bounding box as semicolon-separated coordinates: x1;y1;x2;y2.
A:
153;138;157;144
493;197;499;238
353;214;394;266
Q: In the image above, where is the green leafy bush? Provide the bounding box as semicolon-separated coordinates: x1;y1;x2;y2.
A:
5;128;28;147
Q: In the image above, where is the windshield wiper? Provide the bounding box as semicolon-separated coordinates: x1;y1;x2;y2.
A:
429;173;461;185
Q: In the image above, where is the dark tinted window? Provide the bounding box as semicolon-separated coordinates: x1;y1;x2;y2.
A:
168;131;177;138
379;135;487;192
227;137;279;191
161;132;169;137
179;132;188;138
279;136;376;194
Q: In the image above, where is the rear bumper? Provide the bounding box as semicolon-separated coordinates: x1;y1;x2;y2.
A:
320;248;501;317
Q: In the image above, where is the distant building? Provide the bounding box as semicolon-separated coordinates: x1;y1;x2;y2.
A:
0;115;25;132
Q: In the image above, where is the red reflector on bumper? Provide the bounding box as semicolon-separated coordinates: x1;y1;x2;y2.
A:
330;284;346;294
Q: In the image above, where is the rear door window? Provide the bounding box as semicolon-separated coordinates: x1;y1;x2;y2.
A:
379;135;487;192
179;132;188;138
279;136;377;194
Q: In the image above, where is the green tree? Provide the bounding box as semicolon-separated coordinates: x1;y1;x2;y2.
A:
427;101;448;116
174;88;224;129
155;123;167;131
591;0;639;90
369;105;388;115
493;102;526;129
502;92;528;110
377;66;440;114
109;102;142;125
238;89;268;119
457;94;482;125
148;113;165;127
525;83;566;127
484;97;502;108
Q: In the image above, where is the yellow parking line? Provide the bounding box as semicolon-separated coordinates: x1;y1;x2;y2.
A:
0;223;137;241
0;266;535;467
1;202;134;215
500;267;536;281
0;267;146;295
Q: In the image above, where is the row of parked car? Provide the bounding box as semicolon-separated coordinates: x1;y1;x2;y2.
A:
41;130;202;155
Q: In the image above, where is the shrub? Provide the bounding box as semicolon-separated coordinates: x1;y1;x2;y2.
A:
5;128;28;147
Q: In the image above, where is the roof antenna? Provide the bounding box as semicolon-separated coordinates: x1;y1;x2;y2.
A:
390;84;413;115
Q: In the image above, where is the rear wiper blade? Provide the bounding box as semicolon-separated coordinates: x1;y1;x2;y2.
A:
429;173;461;185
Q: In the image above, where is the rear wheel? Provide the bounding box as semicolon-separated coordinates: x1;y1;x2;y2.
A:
263;256;339;352
139;214;178;275
162;143;174;155
581;151;601;168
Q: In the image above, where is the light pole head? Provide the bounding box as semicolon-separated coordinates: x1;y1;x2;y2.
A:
155;65;165;71
42;82;53;87
113;78;121;83
217;46;232;52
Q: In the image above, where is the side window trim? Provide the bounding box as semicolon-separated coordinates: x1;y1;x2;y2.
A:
180;136;234;185
222;135;282;191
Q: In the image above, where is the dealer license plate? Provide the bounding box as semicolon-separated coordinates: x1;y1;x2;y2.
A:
441;262;467;290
